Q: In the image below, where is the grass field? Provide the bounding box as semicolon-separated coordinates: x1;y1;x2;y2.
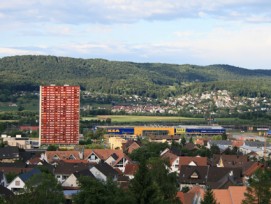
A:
81;115;259;125
82;115;205;123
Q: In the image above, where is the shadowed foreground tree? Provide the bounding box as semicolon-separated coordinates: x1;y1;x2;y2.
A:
9;173;64;204
129;158;180;204
201;187;217;204
242;168;271;204
74;176;135;204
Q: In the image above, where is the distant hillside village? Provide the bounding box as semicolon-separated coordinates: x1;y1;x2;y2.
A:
1;85;271;203
81;89;271;117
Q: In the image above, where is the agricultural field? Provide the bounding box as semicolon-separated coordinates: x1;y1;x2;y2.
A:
82;115;205;123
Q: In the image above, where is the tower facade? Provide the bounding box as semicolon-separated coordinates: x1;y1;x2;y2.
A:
39;85;80;145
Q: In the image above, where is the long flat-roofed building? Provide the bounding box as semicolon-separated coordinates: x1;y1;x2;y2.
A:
39;85;80;145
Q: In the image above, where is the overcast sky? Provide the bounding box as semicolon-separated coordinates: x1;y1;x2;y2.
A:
0;0;271;69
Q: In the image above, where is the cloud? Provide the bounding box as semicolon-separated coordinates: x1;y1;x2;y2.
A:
1;0;271;25
0;47;44;56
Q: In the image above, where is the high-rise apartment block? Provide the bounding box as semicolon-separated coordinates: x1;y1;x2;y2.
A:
39;85;80;145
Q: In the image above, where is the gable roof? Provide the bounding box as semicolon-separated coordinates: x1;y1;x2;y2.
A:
0;161;34;174
244;141;270;147
212;154;248;167
84;149;126;162
92;162;120;178
45;151;81;163
179;166;209;185
124;163;139;175
179;156;207;169
0;185;14;198
213;186;246;204
209;140;232;146
73;169;95;179
243;161;263;177
54;161;90;175
161;151;178;166
0;146;19;160
19;168;41;182
179;166;243;189
184;143;198;151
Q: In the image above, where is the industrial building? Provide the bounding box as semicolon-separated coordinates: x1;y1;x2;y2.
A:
98;125;225;137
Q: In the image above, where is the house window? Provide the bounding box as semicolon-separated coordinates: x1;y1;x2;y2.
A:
15;180;20;186
89;154;97;160
190;172;199;179
68;155;75;160
53;155;59;160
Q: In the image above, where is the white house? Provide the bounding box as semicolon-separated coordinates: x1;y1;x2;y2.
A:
7;168;41;194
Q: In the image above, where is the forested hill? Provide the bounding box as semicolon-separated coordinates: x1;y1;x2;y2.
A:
0;55;271;98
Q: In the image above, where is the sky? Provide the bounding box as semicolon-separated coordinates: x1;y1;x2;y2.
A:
0;0;271;69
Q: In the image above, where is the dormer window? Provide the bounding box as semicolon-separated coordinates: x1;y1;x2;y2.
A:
89;153;97;161
53;155;59;160
68;155;75;160
190;172;199;179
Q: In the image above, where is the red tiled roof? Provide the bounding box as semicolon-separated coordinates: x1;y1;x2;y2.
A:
61;159;89;164
213;186;246;204
179;156;207;169
83;149;125;161
232;140;244;147
124;163;139;175
161;151;178;166
243;162;263;177
45;151;81;163
176;192;185;203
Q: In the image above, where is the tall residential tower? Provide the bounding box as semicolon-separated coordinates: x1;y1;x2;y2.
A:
39;85;80;145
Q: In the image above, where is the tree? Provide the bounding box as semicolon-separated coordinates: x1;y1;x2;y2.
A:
189;137;193;143
242;168;271;204
148;158;180;204
129;159;163;204
181;136;186;146
47;144;58;151
221;132;227;140
201;187;217;204
210;145;220;156
129;142;168;162
74;176;135;204
129;158;180;204
10;173;65;204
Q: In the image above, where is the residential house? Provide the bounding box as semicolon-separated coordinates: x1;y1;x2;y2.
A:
148;135;181;144
212;154;248;168
0;146;20;162
44;151;82;163
179;156;208;171
183;143;199;151
53;161;90;183
0;162;33;174
124;163;139;179
62;169;95;190
179;166;243;190
122;140;141;154
161;150;179;173
207;140;232;152
7;168;41;193
239;141;271;157
84;149;131;172
89;162;120;182
108;137;126;150
177;185;246;204
242;161;263;185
